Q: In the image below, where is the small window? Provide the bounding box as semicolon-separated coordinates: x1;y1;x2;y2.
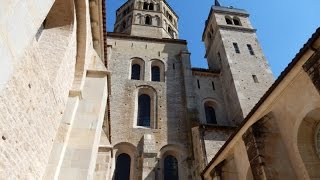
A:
145;16;152;25
197;79;200;89
149;3;154;10
121;21;127;30
252;75;259;83
225;16;233;25
143;2;148;10
131;64;141;80
233;43;240;54
164;155;179;180
233;17;242;26
205;105;217;124
138;94;151;127
168;26;174;37
247;44;255;55
151;66;160;82
212;81;215;90
115;153;131;180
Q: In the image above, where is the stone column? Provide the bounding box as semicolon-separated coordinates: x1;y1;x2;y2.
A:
303;50;320;94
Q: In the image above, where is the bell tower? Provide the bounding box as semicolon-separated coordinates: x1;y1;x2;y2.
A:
113;0;179;39
202;1;274;124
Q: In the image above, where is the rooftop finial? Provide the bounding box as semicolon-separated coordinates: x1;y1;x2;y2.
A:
215;0;221;6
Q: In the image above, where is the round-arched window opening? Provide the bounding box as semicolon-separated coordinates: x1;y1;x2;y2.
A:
149;3;154;10
315;123;320;158
225;16;233;25
164;155;179;180
145;16;152;25
114;153;131;180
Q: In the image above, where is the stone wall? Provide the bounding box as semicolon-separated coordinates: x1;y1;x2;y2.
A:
107;35;191;179
0;0;78;178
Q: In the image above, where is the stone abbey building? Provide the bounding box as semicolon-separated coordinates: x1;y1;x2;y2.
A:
0;0;320;180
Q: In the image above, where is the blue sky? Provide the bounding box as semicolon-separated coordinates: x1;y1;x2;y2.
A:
106;0;319;77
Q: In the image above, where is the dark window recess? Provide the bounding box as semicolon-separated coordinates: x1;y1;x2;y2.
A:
173;63;175;70
233;43;240;54
205;105;217;124
247;44;255;55
143;2;148;10
137;94;151;127
151;66;160;82
149;3;154;10
145;16;152;25
164;155;179;180
226;17;233;25
212;81;215;90
233;18;241;26
131;64;141;80
115;153;131;180
197;80;200;89
252;75;259;83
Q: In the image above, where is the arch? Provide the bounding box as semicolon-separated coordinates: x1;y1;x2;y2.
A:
233;17;242;26
204;101;217;124
130;57;145;80
135;13;142;24
154;15;160;26
150;59;165;82
149;3;154;10
113;142;137;180
297;108;320;179
159;144;185;180
225;16;233;25
168;26;174;37
143;2;148;10
145;15;152;25
121;21;127;31
114;153;131;180
202;98;221;125
164;155;179;180
134;86;157;128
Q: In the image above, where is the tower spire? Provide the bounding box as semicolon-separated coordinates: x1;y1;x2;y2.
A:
215;0;221;6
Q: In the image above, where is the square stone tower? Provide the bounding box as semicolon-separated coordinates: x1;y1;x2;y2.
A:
202;3;274;124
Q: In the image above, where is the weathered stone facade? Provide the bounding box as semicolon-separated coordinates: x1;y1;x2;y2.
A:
0;0;109;179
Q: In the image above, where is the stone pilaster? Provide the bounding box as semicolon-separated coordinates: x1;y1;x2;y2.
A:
142;134;157;180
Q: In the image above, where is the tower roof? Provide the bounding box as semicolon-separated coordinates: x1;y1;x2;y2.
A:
215;0;221;6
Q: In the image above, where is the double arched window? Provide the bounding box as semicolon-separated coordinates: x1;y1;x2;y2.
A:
137;94;151;127
225;16;242;26
164;155;179;180
114;153;131;180
143;2;155;11
204;101;217;124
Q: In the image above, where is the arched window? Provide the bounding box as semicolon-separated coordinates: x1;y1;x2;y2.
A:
149;3;154;10
168;26;174;37
115;153;131;180
143;2;148;10
225;16;233;25
151;66;160;82
145;15;152;25
204;104;217;124
233;17;242;26
164;155;179;180
138;94;151;127
131;64;141;80
121;21;126;31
